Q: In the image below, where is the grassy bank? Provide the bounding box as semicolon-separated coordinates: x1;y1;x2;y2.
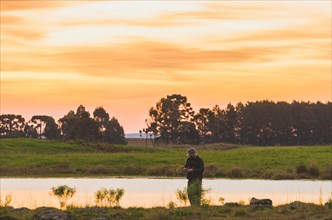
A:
1;203;331;220
0;138;331;179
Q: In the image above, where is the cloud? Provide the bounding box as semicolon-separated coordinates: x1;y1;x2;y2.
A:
59;18;189;28
2;28;44;42
159;2;269;21
0;15;23;25
0;1;68;11
1;39;292;81
226;19;331;43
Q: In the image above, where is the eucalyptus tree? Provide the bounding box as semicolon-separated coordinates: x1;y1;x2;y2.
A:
93;106;110;133
30;115;60;139
146;94;197;144
103;117;127;144
59;105;100;141
0;114;26;137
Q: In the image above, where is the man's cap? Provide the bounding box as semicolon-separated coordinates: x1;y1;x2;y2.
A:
187;147;196;156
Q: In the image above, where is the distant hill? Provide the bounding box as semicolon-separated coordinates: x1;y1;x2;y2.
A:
125;133;144;139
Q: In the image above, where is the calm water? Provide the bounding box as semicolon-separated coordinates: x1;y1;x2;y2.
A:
0;178;331;208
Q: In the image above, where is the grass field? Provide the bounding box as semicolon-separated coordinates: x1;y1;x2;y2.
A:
1;202;331;220
0;138;331;179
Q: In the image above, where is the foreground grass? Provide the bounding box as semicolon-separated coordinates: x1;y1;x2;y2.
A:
0;138;331;179
1;203;331;220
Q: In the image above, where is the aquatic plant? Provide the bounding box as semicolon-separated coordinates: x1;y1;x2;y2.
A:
200;188;212;207
176;186;211;206
219;197;225;205
167;201;177;209
95;187;125;207
176;188;188;206
50;185;76;209
0;194;12;207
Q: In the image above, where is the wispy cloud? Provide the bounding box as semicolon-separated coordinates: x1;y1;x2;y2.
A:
1;1;331;132
2;39;293;80
0;1;68;11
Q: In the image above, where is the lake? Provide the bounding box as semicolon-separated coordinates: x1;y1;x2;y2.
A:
0;178;331;209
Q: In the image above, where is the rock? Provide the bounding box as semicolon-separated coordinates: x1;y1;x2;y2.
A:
32;207;71;220
250;197;273;210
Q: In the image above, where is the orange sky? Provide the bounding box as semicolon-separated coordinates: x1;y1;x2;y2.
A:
1;1;331;133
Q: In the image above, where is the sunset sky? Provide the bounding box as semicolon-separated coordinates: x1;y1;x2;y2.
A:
1;1;331;133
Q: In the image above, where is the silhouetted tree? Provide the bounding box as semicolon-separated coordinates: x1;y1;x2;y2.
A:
93;106;110;134
311;102;332;144
146;94;197;144
194;108;212;145
209;105;224;143
59;105;100;141
30;115;60;139
103;117;127;144
0;114;26;138
24;124;39;138
223;103;238;143
179;121;200;145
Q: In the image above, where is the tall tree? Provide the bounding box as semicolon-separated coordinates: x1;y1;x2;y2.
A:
103;117;127;144
93;107;127;144
223;103;238;143
146;94;196;144
209;105;224;143
93;106;110;135
0;114;26;137
194;108;212;145
59;105;100;141
30;115;60;139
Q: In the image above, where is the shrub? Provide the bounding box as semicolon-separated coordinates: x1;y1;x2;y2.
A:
95;187;125;207
167;201;177;209
205;164;219;177
146;165;182;176
323;165;332;179
219;197;225;205
325;196;332;208
229;168;243;178
308;162;320;177
296;164;307;174
87;165;109;174
0;194;12;207
201;187;212;207
122;165;143;175
176;188;188;206
50;185;76;209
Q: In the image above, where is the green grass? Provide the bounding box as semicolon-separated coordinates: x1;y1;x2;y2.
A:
0;138;331;179
1;203;331;220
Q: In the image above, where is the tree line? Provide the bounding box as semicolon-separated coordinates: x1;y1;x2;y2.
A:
1;94;331;146
0;105;127;144
143;94;331;146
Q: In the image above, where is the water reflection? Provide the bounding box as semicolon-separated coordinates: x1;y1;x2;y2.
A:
0;178;330;209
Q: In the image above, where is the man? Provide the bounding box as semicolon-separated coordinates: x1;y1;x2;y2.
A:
183;147;204;206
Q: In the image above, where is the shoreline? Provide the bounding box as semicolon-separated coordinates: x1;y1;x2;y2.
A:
0;175;330;181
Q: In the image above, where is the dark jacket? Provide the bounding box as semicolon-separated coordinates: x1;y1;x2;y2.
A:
184;155;204;180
